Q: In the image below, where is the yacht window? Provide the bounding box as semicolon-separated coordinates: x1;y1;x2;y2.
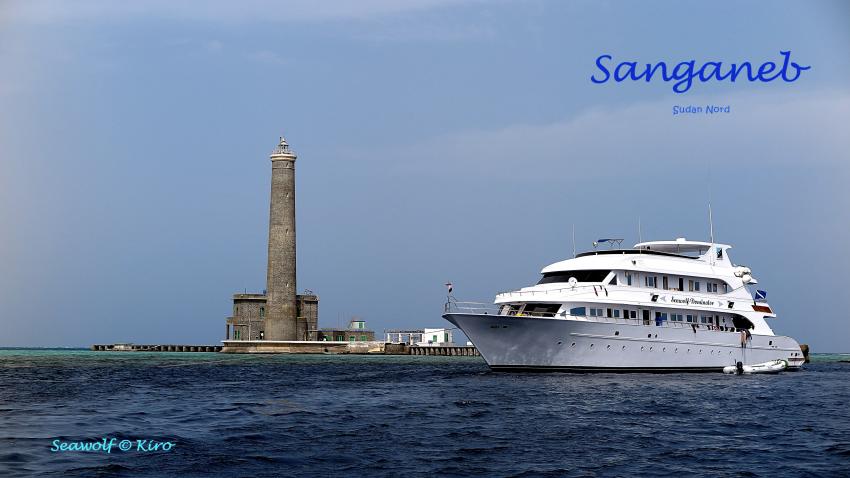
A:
671;314;683;322
645;276;657;288
688;280;694;292
662;276;669;290
723;283;729;293
678;278;684;291
614;310;621;318
609;275;618;285
504;304;522;316
538;270;611;284
522;303;561;316
606;308;613;318
589;308;603;317
569;307;586;316
708;283;718;293
630;310;637;319
694;281;701;292
700;315;711;324
622;309;629;319
686;314;695;323
626;273;633;286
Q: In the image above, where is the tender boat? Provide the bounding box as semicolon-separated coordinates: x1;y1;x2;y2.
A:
443;238;805;372
723;359;788;374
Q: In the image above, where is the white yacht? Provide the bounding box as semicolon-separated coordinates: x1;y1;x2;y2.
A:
443;238;804;372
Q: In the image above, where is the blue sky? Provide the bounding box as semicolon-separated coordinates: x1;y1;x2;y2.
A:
1;0;848;350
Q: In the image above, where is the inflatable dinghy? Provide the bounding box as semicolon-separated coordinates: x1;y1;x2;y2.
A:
723;359;787;375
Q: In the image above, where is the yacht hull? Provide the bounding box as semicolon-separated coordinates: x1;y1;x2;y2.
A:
444;313;804;372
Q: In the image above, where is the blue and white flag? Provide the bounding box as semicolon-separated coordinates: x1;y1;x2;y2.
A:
754;289;767;300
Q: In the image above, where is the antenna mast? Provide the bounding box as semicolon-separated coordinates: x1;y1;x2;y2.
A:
709;203;715;245
638;217;642;243
572;224;576;258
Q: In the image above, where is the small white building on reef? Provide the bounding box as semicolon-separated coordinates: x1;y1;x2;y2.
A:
385;328;454;346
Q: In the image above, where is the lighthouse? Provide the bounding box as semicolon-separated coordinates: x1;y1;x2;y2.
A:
264;135;298;341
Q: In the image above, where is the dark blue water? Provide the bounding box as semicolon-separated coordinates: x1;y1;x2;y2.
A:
1;350;849;477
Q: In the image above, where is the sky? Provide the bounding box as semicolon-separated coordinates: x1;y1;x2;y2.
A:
1;0;848;351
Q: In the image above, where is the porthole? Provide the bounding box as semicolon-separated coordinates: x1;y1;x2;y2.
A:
557;341;562;345
654;334;658;338
769;340;773;345
606;345;611;349
649;347;653;351
615;331;620;336
571;342;576;347
662;347;666;352
590;344;594;348
641;346;645;351
647;334;651;338
622;346;626;350
674;348;678;353
699;350;703;354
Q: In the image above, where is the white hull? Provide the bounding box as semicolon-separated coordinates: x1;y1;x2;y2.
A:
444;313;804;372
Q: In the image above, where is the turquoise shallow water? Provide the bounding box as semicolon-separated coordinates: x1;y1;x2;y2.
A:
1;349;849;477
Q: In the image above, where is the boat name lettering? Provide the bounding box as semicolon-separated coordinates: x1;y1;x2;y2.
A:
670;297;715;306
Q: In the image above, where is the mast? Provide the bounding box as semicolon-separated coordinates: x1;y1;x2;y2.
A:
572;224;576;258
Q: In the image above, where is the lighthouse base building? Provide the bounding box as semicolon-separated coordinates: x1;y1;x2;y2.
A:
225;293;319;341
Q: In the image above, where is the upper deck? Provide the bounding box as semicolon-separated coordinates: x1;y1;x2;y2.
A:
543;238;736;278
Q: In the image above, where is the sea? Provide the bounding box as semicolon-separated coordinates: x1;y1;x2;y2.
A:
1;349;849;477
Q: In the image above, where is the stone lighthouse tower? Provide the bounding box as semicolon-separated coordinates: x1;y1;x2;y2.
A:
264;135;298;340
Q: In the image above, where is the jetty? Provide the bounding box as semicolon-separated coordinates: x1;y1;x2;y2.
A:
91;344;222;352
91;342;479;356
219;340;479;356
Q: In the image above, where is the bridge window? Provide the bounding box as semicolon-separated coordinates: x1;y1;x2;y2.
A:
569;307;586;316
538;270;611;284
522;303;561;316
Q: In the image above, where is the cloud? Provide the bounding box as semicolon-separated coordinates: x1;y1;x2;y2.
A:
1;0;477;25
247;50;289;65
